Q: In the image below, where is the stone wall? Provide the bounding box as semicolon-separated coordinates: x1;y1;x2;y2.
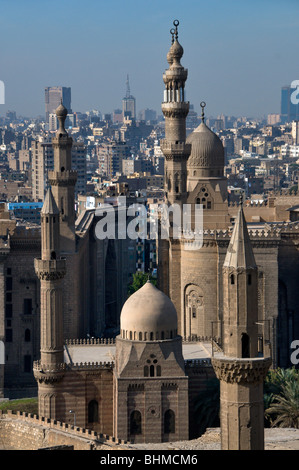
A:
0;410;130;450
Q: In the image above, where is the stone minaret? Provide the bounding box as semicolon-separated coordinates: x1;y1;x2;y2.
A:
33;187;66;417
212;199;271;450
48;102;77;253
158;20;191;298
160;20;191;208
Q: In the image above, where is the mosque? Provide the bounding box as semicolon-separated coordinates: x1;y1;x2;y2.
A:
35;19;299;449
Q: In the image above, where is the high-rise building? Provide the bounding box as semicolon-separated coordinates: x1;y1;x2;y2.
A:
45;86;72;122
281;85;299;123
98;140;130;177
31;136;86;201
122;75;136;120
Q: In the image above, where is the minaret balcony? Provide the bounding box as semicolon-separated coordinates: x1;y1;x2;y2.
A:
163;68;188;81
48;169;77;187
160;139;191;160
34;258;66;281
33;360;66;384
211;356;272;384
162;101;189;118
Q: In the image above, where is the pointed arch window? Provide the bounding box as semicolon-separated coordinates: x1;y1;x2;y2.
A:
24;329;31;342
88;400;99;423
130;410;142;435
241;333;250;358
164;409;175;434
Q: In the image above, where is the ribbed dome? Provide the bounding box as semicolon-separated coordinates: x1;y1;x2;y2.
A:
120;281;178;341
187;122;224;178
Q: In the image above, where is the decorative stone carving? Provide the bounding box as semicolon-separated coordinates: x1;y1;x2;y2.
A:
212;357;272;384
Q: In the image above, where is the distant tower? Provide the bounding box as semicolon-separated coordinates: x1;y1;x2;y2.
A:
212;198;271;450
48;102;77;253
281;85;299;123
122;75;136;120
33;187;66;417
45;86;72;122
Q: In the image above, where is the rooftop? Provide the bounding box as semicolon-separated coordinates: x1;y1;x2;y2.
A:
63;340;213;365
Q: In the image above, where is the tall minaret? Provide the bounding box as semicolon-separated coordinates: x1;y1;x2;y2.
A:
33;187;66;418
160;20;191;207
158;20;191;298
212;198;271;450
48;102;77;253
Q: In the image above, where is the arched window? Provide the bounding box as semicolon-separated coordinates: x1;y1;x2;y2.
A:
230;274;235;285
156;365;161;377
150;365;155;377
24;329;31;342
139;332;142;341
242;333;250;358
144;366;149;377
164;409;175;434
88;400;99;423
130;410;142;435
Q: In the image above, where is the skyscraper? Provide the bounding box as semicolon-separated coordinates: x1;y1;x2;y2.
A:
45;86;72;122
281;85;299;123
122;75;136;120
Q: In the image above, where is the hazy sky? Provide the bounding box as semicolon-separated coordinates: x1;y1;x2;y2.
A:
0;0;298;119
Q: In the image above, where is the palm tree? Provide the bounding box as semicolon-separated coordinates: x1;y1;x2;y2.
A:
265;380;299;428
264;367;299;397
264;367;299;426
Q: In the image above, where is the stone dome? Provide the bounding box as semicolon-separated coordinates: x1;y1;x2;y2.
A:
187;122;224;178
55;102;68;118
169;40;184;63
120;281;178;341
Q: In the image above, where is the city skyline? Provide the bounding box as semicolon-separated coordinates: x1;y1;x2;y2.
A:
0;0;298;119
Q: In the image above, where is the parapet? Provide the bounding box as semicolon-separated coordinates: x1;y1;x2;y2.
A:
0;410;131;448
65;338;116;346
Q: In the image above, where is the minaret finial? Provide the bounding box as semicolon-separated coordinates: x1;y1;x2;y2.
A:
55;101;68;134
126;74;130;98
173;19;179;41
200;101;206;123
170;28;175;44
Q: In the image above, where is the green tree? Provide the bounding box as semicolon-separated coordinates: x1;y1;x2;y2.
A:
264;367;299;428
127;271;157;296
265;380;299;428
